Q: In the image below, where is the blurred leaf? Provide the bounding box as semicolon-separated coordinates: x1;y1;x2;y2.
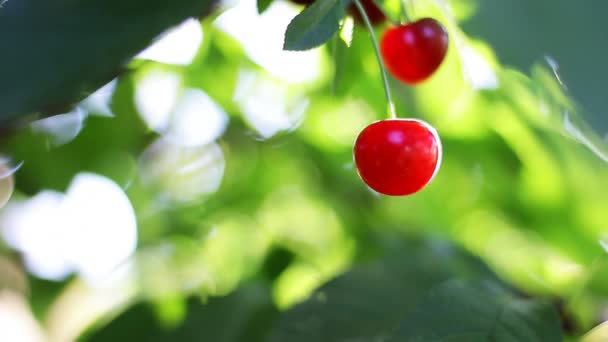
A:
82;282;277;342
262;247;296;281
3;78;146;193
268;237;519;342
330;34;347;96
0;0;216;125
283;0;347;51
387;280;563;342
461;0;608;132
257;0;274;14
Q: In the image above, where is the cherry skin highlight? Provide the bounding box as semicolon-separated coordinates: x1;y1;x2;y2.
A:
353;119;441;196
380;18;449;84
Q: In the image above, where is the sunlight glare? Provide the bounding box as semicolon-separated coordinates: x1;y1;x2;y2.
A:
137;18;203;66
135;69;228;146
31;108;86;146
80;79;117;117
0;174;137;282
215;0;323;83
459;45;498;90
339;17;354;47
234;70;308;139
60;173;137;282
166;89;229;147
1;191;70;280
135;69;182;132
139;139;225;202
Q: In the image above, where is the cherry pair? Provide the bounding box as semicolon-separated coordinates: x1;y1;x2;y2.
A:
288;0;448;196
354;18;447;196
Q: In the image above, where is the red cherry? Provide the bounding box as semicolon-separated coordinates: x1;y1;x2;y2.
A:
380;18;449;84
347;0;385;26
353;119;441;196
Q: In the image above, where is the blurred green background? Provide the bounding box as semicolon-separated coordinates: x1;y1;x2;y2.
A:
1;0;608;340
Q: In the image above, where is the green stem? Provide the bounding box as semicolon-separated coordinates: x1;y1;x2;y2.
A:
352;0;397;119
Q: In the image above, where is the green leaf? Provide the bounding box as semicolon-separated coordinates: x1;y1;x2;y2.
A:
81;283;277;342
257;0;274;14
268;237;508;342
283;0;347;51
387;279;563;342
0;0;215;125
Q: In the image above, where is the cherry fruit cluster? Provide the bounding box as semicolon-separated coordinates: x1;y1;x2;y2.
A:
289;0;448;196
352;5;448;196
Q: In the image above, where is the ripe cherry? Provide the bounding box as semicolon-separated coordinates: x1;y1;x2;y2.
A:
353;119;441;196
380;18;448;84
347;0;385;26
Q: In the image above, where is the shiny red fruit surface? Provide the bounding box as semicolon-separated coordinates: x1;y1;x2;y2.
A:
380;18;449;84
353;119;441;196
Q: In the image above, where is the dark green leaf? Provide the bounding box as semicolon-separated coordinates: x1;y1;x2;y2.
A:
257;0;274;14
0;0;216;125
387;279;563;342
268;237;505;342
81;283;277;342
283;0;347;51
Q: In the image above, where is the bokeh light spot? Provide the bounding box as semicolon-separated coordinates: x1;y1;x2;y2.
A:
215;0;324;83
137;18;203;66
80;79;117;117
0;174;137;282
234;70;308;139
139;139;225;203
135;69;182;132
30;107;86;146
166;89;229;147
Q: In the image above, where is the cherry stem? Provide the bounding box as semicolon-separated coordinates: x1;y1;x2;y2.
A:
352;0;397;119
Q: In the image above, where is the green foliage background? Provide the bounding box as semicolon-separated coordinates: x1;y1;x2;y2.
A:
1;0;608;340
